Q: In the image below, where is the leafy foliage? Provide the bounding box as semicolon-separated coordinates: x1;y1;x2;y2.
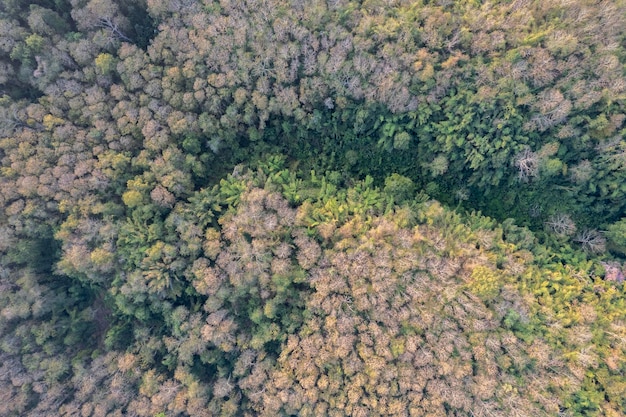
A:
1;0;626;415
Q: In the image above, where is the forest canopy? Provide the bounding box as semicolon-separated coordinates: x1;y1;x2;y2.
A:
0;0;625;415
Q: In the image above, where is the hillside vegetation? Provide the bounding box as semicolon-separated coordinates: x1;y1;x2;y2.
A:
1;0;625;415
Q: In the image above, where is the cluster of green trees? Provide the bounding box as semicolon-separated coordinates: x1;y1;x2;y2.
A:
1;0;625;415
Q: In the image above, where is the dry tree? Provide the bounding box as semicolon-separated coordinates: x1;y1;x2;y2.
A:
513;148;539;182
545;214;577;237
573;230;606;254
97;17;132;43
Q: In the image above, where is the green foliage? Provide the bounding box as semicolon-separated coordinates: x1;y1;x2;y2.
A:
393;131;411;150
383;173;415;204
606;218;626;255
4;227;60;274
467;266;502;300
181;135;201;155
122;189;145;208
501;218;536;250
540;158;564;178
2;0;626;414
24;34;44;53
94;53;115;75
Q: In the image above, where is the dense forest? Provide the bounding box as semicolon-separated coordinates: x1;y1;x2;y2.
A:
1;0;625;415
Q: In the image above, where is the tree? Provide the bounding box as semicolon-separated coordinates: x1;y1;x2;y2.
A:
383;173;415;204
545;213;577;237
574;230;606;254
513;148;539;182
2;0;626;414
606;218;626;255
